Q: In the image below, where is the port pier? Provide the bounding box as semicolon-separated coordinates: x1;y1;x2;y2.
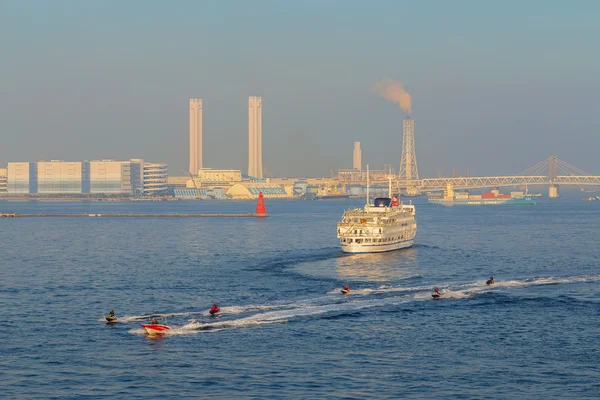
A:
1;212;268;218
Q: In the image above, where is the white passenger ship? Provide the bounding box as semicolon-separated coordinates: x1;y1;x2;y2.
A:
337;195;417;253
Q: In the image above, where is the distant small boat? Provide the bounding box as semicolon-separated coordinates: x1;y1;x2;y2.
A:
316;183;350;200
141;323;170;335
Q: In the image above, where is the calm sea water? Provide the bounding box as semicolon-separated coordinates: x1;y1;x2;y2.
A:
2;195;599;399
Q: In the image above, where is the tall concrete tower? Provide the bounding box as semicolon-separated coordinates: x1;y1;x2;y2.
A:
248;96;263;178
189;98;202;175
353;142;362;170
399;117;419;180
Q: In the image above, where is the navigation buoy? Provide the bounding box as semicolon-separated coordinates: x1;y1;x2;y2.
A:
256;192;268;217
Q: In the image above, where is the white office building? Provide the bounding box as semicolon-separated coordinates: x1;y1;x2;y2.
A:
7;162;37;194
37;161;86;194
142;163;168;195
0;167;7;193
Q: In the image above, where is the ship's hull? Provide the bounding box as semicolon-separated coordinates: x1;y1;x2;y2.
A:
337;199;417;254
429;198;536;206
340;238;414;253
141;324;170;335
317;194;351;200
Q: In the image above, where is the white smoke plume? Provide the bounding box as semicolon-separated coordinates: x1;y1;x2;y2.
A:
372;78;412;113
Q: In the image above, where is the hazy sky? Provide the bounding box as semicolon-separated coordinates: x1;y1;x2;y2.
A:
1;0;598;177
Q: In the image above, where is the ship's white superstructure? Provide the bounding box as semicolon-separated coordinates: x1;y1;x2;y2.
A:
337;196;417;253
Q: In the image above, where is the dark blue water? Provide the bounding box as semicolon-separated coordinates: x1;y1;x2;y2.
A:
2;196;599;399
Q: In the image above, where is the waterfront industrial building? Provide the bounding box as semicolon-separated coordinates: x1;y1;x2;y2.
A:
337;168;362;181
173;182;288;200
7;162;37;194
0;167;8;193
173;168;289;199
143;163;169;195
89;159;142;194
226;182;289;199
2;159;167;196
195;168;242;185
167;176;189;187
37;161;88;194
173;187;228;200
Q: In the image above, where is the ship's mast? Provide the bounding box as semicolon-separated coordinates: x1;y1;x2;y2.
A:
388;166;392;198
366;164;370;206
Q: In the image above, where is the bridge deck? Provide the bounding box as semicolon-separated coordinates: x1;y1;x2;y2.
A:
336;175;600;189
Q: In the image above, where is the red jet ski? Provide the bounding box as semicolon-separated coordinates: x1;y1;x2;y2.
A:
209;304;220;315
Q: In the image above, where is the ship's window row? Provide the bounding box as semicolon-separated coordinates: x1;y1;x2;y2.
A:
343;236;411;243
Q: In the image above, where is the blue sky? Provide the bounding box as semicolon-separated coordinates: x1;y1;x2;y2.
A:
1;0;598;177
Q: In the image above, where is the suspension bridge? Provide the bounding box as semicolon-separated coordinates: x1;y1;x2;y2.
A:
341;117;599;197
393;156;600;197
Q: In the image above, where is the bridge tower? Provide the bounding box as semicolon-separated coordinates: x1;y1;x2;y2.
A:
548;156;559;198
400;117;419;181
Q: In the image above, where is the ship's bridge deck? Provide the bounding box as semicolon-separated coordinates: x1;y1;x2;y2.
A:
339;207;414;226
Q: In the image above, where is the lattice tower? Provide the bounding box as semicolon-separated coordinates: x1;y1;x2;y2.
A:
399;117;419;180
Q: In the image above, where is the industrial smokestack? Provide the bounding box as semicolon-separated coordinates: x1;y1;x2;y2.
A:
353;142;361;170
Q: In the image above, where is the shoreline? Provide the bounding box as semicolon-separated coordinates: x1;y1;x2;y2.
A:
0;197;317;202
